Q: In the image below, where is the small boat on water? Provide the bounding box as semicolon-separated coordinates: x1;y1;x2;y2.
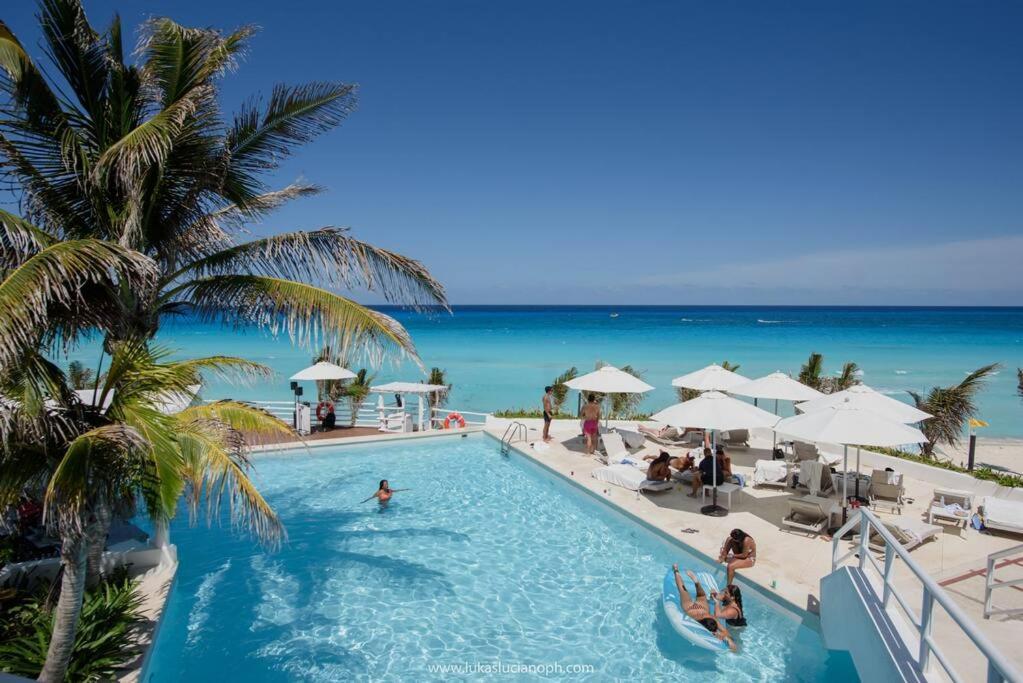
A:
610;312;619;318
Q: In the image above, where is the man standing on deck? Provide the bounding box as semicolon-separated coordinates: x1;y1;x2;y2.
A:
542;386;555;442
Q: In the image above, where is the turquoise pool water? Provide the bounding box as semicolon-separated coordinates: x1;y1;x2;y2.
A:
144;435;856;681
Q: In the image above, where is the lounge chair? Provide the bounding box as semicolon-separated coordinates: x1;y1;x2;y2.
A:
927;488;973;529
867;515;943;552
614;427;646;449
753;459;791;489
869;469;904;515
782;495;834;535
981;497;1023;537
795;460;834;497
599;432;633;465
721;429;750;449
641;426;688;446
591;462;674;493
793;441;820;461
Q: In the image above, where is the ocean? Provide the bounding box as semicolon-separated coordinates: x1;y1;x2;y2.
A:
63;306;1023;438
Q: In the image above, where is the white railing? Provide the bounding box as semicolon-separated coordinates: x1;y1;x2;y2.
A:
831;509;1020;683
429;407;490;429
500;421;528;454
984;543;1023;620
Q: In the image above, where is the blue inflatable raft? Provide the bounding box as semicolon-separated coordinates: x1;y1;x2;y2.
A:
662;567;729;652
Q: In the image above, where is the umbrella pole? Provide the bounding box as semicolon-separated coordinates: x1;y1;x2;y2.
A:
701;430;727;517
772;398;779;451
855;446;862;499
842;444;849;524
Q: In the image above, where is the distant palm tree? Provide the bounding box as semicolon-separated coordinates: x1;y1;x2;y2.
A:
67;361;95;390
909;364;999;456
798;353;858;393
426;367;450;414
831;362;860;392
609;365;645;418
550;366;578;414
798;353;826;391
343;369;374;427
1017;368;1022;402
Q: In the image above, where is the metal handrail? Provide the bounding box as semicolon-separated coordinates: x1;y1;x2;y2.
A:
500;421;527;454
831;509;1020;683
984;543;1023;620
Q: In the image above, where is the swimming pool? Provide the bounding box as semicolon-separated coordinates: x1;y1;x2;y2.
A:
144;434;857;681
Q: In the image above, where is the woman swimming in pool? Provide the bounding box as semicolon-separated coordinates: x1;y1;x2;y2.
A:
361;480;409;505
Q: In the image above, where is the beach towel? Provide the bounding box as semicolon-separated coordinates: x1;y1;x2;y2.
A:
753;460;788;486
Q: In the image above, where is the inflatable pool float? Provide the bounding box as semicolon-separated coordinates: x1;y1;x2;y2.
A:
662;567;729;652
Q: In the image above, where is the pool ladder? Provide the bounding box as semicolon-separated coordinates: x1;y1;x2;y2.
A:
500;421;528;454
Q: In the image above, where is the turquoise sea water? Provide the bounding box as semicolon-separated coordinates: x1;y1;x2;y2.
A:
144;435;856;681
66;306;1023;437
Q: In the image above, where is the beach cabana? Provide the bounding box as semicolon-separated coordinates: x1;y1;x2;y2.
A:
651;392;779;516
671;364;750;392
565;366;654;427
796;384;932;424
774;400;927;523
370;381;450;432
729;372;824;450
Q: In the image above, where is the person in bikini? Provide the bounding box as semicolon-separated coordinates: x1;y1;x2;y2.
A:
581;394;601;455
718;528;757;585
672;565;738;652
542;386;555;442
361;480;409;507
645;452;672;482
710;584;747;627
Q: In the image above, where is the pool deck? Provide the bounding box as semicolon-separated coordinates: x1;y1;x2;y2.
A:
487;418;1023;680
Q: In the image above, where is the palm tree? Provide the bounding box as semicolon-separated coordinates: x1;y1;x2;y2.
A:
909;364;999;456
0;0;446;370
0;342;290;680
426;367;450;414
66;361;96;390
1017;368;1022;402
830;362;860;392
550;366;578;414
798;353;859;393
342;368;374;427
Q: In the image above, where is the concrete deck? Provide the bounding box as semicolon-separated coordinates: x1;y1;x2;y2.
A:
489;417;1023;681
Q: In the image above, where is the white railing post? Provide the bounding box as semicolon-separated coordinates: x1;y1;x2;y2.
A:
984;553;996;619
858;512;870;570
882;544;895;608
919;587;934;673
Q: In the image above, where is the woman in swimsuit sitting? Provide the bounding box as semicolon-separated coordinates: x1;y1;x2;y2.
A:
581;394;601;455
718;528;757;585
672;564;738;652
646;452;672;482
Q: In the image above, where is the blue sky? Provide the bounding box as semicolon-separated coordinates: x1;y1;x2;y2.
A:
4;0;1022;304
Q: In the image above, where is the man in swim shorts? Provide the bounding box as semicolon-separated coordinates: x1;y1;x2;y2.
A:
542;385;554;442
673;565;738;652
581;394;601;455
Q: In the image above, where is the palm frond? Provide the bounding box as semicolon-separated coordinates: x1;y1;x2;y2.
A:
0;240;156;368
0;210;56;269
207;182;322;229
550;366;578;413
913;364;999;453
174;275;420;367
37;0;108;125
167;355;273;386
178;227;447;307
1017;368;1023;402
178;400;294;444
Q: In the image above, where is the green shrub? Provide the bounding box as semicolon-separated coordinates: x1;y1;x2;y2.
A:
868;447;1022;489
0;569;144;681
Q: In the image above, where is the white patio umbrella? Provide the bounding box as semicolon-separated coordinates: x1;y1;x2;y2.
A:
289;361;357;382
729;372;824;450
565;366;654;426
774;400;928;522
671;364;750;392
795;383;932;424
652;392;780;516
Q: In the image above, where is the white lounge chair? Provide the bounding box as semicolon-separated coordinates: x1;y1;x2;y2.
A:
599;432;633;464
721;429;750;449
795;460;834;497
869;469;904;515
783;495;833;535
592;463;674;493
614;427;646;449
868;516;943;552
753;459;791;489
981;497;1023;537
927;488;973;529
793;441;820;461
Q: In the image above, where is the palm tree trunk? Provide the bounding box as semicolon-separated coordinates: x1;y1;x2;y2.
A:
39;532;87;683
85;499;112;587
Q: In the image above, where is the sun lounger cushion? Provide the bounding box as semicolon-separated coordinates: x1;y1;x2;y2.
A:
615;428;646;449
982;497;1023;535
753;459;788;487
592;464;674;492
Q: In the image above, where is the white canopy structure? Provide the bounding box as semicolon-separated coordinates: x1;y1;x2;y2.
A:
369;381;450;432
775;399;928;521
66;385;200;415
671;364;749;392
565;366;655;394
652;392;779;517
795;384;932;424
289;361;356;382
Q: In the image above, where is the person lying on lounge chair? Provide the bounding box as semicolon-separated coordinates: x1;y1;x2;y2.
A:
638;424;677;439
672;565;738;652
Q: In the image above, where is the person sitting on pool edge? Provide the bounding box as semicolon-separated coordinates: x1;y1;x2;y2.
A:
361;480;409;506
711;584;747;627
718;528;756;585
645;452;672;482
672;564;738;652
